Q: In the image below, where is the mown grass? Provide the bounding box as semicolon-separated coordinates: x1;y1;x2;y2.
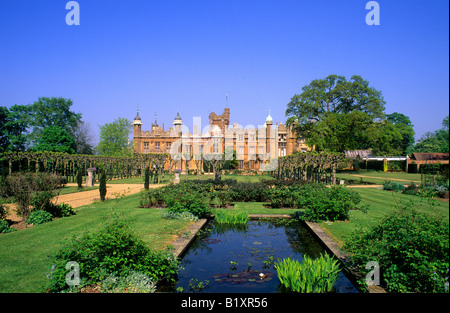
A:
0;192;190;293
336;170;422;185
318;188;449;246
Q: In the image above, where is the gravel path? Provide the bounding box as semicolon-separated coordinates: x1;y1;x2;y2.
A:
5;184;161;223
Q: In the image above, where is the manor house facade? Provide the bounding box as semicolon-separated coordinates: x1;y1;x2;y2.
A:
132;108;310;172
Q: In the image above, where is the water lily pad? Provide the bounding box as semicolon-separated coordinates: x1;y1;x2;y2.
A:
253;241;263;245
231;274;239;278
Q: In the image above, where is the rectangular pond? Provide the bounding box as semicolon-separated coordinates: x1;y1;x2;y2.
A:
158;219;358;293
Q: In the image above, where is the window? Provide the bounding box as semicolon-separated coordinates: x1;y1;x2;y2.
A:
249;146;255;155
166;142;171;153
258;146;264;155
144;142;149;153
238;134;244;142
155;142;160;151
278;142;286;157
238;145;244;155
250;134;256;142
213;139;219;153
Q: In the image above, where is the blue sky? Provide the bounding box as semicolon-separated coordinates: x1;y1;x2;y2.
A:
1;0;448;145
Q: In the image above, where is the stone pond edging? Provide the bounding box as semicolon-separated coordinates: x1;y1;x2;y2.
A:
170;214;387;293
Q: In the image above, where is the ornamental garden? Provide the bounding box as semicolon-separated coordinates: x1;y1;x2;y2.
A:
0;150;448;293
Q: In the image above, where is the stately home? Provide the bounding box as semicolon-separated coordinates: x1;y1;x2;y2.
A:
132;108;310;172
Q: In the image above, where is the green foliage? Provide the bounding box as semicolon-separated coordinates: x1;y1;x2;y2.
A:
100;270;157;293
3;172;65;219
32;126;76;154
144;167;150;191
161;210;199;222
166;192;211;219
414;115;449;153
285;75;415;155
214;210;249;224
275;254;340;293
290;184;362;222
0;204;8;220
383;180;406;192
47;213;180;292
26;210;53;225
344;202;449;292
99;172;107;201
76;169;83;188
97;117;133;157
0;220;16;233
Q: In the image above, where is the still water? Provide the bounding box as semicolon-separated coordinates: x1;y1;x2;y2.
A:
158;219;358;293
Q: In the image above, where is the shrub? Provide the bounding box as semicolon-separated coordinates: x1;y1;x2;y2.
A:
0;204;8;220
100;270;156;293
4;172;65;220
0;220;16;233
140;187;166;208
343;203;449;292
99;172;107;201
26;210;53;225
402;182;419;196
144;168;150;191
76;170;83;188
167;192;211;218
383;180;405;191
295;185;362;222
47;214;179;292
161;210;198;222
275;254;340;293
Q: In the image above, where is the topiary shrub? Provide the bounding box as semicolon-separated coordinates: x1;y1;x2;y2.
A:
144;167;150;191
26;210;53;225
99;172;107;201
76;169;83;189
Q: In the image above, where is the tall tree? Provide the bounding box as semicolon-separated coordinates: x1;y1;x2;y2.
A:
285;75;418;155
27;97;82;145
31;126;77;154
286;75;386;127
0;105;28;152
414;115;449;153
386;112;415;155
97;117;133;156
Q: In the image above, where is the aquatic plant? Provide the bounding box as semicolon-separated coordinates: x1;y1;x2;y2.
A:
275;254;340;293
214;210;249;225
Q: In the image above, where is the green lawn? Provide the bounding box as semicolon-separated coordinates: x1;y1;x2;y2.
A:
0;192;190;293
1;179;448;293
336;170;422;185
106;173;274;184
318;188;449;246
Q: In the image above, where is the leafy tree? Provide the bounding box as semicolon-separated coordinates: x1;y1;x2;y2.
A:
286;75;385;126
386;112;415;155
414;115;449;153
0;105;28;152
97;117;133;157
286;75;416;155
32;126;77;154
26;97;82;145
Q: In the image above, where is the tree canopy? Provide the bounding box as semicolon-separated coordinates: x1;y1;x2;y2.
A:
413;115;449;153
97;117;133;157
31;126;77;154
286;75;414;155
1;98;94;154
